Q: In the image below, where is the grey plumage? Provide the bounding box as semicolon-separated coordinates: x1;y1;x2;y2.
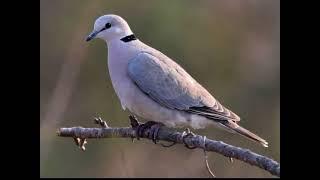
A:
86;14;268;147
128;52;239;121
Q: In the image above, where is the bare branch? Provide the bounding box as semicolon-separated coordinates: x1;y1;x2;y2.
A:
57;122;280;177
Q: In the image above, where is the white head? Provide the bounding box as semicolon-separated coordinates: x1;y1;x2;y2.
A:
86;14;133;42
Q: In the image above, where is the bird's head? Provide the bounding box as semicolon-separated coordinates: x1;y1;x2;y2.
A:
86;14;133;42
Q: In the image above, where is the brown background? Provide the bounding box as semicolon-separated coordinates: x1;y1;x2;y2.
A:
40;0;280;177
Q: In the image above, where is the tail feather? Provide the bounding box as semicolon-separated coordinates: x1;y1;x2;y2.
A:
222;121;269;147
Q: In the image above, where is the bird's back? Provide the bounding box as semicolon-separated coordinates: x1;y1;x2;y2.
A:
127;40;241;122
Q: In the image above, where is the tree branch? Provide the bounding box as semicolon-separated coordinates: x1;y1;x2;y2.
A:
57;119;280;177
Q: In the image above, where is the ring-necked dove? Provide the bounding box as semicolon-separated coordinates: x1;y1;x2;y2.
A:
86;14;268;147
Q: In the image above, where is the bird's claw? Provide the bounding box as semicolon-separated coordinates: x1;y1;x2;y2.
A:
148;122;164;144
131;119;164;144
129;115;140;128
129;115;141;141
160;141;177;147
182;128;197;149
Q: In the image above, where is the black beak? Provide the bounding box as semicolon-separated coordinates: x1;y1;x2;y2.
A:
86;27;107;42
86;30;98;42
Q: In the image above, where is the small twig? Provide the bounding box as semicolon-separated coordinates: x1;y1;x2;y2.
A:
79;138;87;151
94;117;109;128
73;137;80;146
57;119;280;177
203;136;215;177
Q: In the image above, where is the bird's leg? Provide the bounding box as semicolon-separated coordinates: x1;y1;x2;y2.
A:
129;116;166;144
129;116;158;139
148;122;165;144
129;115;140;141
182;128;197;149
137;121;166;144
136;121;157;138
129;115;140;128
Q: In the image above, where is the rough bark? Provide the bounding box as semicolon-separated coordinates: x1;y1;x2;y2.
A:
57;123;280;177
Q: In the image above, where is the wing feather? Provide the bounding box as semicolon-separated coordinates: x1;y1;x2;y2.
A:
127;52;240;121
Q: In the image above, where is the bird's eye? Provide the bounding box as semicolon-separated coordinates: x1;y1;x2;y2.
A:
105;23;111;29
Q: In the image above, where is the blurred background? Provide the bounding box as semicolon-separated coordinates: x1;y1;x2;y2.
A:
40;0;279;178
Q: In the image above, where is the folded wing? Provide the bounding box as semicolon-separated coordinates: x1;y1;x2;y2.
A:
127;52;240;122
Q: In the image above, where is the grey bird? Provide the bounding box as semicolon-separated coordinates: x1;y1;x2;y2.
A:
86;14;268;147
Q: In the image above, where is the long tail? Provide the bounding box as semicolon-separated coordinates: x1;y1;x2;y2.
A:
221;121;269;147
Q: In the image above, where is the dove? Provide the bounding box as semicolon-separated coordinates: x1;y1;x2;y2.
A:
86;14;268;147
